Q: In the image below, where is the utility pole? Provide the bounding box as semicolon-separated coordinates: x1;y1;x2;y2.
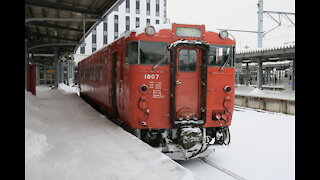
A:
257;0;264;48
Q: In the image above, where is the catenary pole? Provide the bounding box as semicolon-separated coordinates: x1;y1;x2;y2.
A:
257;0;264;48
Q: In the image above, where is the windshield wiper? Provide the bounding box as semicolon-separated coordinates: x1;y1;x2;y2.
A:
219;57;231;72
152;55;167;71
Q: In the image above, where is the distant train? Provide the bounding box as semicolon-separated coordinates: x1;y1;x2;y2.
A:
78;23;236;160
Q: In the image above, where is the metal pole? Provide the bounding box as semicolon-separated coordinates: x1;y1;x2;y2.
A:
53;47;59;88
245;63;249;86
25;39;28;90
292;59;295;90
67;62;70;85
257;0;264;48
257;60;263;89
266;67;271;85
59;61;64;84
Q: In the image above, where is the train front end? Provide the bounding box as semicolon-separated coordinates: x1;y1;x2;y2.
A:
126;23;236;160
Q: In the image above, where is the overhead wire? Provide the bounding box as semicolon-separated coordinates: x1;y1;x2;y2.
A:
208;3;256;27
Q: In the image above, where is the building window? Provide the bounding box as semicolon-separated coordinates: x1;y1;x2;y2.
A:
92;28;96;52
126;0;130;13
156;20;160;24
126;16;130;31
80;46;85;54
92;28;96;43
156;0;160;16
136;0;140;14
146;0;150;15
136;17;140;28
114;15;119;39
103;19;108;45
164;0;167;18
146;18;150;26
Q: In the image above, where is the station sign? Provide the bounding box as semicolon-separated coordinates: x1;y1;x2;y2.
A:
47;69;55;73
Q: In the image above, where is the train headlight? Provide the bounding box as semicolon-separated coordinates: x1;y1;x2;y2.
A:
219;30;229;39
145;26;156;36
224;85;232;93
140;84;148;92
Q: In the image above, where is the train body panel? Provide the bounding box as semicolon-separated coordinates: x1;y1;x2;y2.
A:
78;23;236;160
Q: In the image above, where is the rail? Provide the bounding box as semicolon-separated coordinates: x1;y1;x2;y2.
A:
197;157;247;180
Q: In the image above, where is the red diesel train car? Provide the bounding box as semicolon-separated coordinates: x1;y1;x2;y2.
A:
78;23;235;160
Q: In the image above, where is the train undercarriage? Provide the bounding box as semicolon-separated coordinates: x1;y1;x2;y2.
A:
134;126;231;160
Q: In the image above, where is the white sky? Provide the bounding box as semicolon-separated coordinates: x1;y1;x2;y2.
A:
166;0;295;52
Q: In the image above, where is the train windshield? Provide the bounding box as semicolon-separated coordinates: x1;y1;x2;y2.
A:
127;41;169;65
208;45;234;67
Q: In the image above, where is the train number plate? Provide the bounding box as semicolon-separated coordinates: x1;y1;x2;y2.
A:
144;74;159;80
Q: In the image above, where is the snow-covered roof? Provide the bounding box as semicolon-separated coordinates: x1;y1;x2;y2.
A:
237;45;295;55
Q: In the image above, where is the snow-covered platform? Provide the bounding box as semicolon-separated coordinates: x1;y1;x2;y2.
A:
235;84;295;101
25;85;200;180
235;85;295;114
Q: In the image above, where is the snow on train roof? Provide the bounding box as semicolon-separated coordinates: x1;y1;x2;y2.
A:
84;24;235;59
119;23;172;39
119;23;235;41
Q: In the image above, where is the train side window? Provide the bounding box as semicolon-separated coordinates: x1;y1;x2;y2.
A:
127;42;139;64
179;49;197;72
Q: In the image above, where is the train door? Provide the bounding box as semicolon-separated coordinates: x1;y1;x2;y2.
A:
175;47;202;120
112;52;119;119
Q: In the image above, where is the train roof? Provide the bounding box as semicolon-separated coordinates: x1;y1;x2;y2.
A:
80;23;236;62
119;23;235;41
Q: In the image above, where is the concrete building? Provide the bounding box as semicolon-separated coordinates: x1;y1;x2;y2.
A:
75;0;169;56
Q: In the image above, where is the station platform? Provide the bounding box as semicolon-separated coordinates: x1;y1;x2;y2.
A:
235;84;295;115
25;84;200;180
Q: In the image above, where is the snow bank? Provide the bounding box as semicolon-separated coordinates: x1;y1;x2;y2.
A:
249;88;265;96
235;85;295;101
58;83;77;94
25;128;53;167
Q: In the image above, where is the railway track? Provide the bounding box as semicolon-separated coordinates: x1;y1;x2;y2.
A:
197;157;247;180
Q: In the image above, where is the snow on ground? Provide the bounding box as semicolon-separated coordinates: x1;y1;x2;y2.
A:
235;84;295;101
25;84;200;180
26;83;295;180
180;106;295;180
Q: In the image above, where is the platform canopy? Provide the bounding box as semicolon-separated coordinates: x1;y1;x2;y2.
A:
25;0;119;57
235;45;295;63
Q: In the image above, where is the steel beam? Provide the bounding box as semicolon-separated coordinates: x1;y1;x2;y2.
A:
28;21;83;32
25;18;100;23
28;43;78;52
28;33;79;42
25;0;100;16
